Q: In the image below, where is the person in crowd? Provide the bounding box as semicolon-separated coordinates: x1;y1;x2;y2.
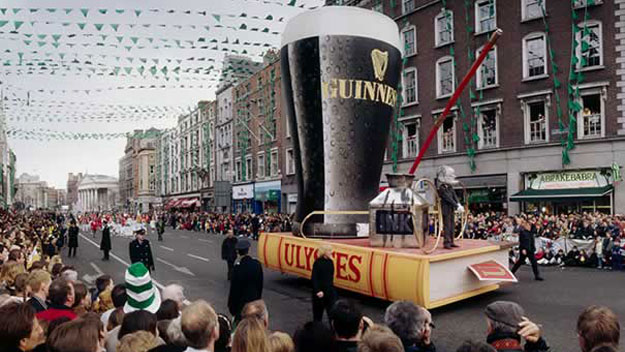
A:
0;302;45;352
149;316;188;352
118;330;161;352
67;220;79;258
157;299;181;321
26;269;51;313
357;325;404;352
231;317;270;352
129;227;155;272
577;306;620;352
251;214;261;241
1;261;26;293
100;220;112;261
72;281;92;317
222;230;238;281
293;321;335;352
241;300;270;329
215;314;233;352
228;239;263;322
12;273;28;302
611;239;623;271
107;307;125;332
94;275;114;313
180;300;220;352
330;299;367;352
61;268;78;283
157;217;166;242
483;301;549;352
594;237;604;269
384;301;436;352
455;341;496;352
510;218;543;281
118;310;159;342
101;283;127;326
269;332;295;352
47;315;105;352
311;244;337;323
161;284;188;312
36;278;76;322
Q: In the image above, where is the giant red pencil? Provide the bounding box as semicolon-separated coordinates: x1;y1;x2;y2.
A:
408;29;503;175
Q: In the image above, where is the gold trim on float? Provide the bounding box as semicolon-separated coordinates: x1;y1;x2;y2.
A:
428;245;502;262
299;210;369;238
427;284;500;309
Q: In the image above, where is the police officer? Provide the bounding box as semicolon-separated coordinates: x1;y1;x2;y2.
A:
129;226;155;272
228;239;263;322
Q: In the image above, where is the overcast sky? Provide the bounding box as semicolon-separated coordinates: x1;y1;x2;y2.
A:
0;0;323;188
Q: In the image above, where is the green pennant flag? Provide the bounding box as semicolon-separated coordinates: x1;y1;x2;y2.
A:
94;24;104;31
37;34;46;40
30;8;39;13
100;34;108;41
173;66;180;74
78;23;87;30
212;14;221;22
12;8;22;14
52;34;61;41
124;67;132;74
80;8;89;17
150;66;157;75
147;37;154;43
265;15;273;20
130;37;139;44
161;66;168;75
116;36;123;43
37;41;46;47
288;0;297;6
110;24;120;31
134;10;142;17
99;9;108;15
137;66;145;75
0;8;6;15
581;40;590;52
124;46;132;51
14;21;24;30
62;22;71;27
0;21;8;28
139;58;147;63
240;23;247;30
64;8;72;14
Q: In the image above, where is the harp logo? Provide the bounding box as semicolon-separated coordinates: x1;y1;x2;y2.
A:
371;49;388;81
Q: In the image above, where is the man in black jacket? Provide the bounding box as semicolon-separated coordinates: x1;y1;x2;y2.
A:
311;244;336;322
228;239;263;322
129;227;155;272
511;218;543;281
221;230;238;280
436;166;464;249
100;220;111;261
67;220;79;257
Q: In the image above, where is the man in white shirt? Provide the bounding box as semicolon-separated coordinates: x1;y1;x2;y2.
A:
181;300;220;352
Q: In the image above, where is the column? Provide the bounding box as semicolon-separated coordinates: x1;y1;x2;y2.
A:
96;189;100;210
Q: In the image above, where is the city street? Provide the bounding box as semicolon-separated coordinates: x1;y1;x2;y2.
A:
64;227;625;352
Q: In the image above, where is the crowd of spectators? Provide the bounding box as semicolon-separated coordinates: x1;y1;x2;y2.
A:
0;209;623;352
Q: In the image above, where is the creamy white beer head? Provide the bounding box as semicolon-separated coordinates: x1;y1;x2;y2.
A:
282;6;401;51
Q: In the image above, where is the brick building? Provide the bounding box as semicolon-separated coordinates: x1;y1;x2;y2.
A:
232;51;296;214
326;0;625;215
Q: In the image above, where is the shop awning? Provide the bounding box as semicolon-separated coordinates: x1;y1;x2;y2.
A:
509;185;613;202
181;198;201;208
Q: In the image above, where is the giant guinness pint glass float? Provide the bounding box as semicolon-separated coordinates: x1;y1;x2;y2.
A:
281;7;402;236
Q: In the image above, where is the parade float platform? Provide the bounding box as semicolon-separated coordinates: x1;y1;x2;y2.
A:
258;232;516;309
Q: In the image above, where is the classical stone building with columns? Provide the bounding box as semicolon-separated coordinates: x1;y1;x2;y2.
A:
77;174;120;212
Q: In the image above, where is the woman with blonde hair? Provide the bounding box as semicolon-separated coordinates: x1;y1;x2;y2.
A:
268;331;294;352
117;330;160;352
48;255;63;273
311;244;336;322
231;317;270;352
1;261;26;291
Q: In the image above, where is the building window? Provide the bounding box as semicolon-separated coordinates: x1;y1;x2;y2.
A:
403;0;415;14
245;156;252;181
236;159;242;182
576;21;602;70
522;0;545;21
521;97;550;144
437;115;456;154
401;119;419;158
577;89;605;139
257;153;265;179
270;149;279;177
574;0;602;8
286;149;295;175
435;10;454;47
475;0;496;34
476;46;497;89
436;56;454;99
372;2;383;13
286;116;292;138
403;68;418;105
522;33;547;79
402;26;416;56
477;107;499;149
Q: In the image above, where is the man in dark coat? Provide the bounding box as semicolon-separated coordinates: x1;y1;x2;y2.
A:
251;215;260;240
221;229;238;280
311;244;337;322
436;166;464;249
228;239;263;322
484;301;549;352
67;220;79;257
129;227;155;272
156;218;165;241
511;218;543;281
100;220;111;261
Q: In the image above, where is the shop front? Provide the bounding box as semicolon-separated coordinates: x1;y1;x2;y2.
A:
510;168;617;215
254;180;281;214
456;174;507;212
232;183;254;214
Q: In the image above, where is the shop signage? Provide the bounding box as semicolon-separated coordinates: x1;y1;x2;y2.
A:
233;184;254;200
287;193;298;203
526;170;612;190
255;180;281;202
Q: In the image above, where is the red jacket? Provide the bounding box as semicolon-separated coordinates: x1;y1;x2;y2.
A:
36;305;77;322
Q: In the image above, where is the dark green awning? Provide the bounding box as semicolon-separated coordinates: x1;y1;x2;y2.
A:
509;185;613;202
